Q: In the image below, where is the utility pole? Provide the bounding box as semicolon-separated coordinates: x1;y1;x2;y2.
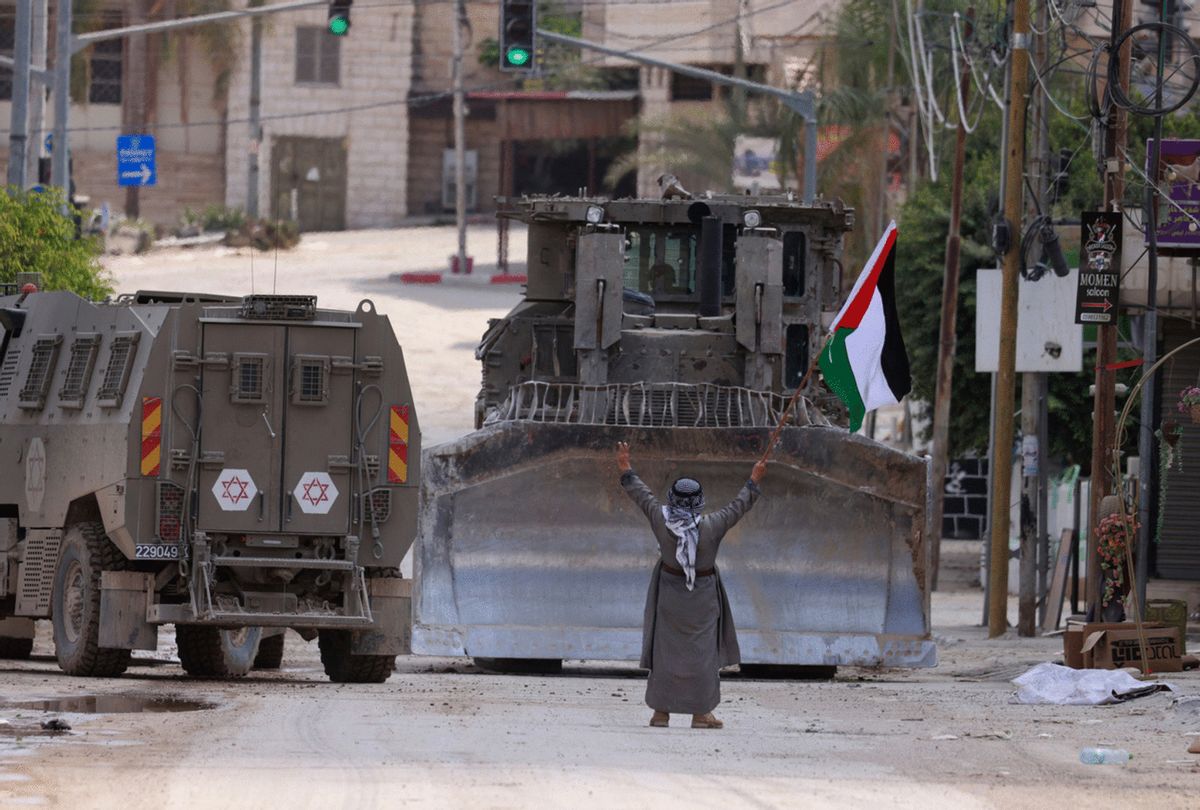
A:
452;0;469;274
247;0;264;218
1017;0;1052;637
124;0;150;218
1136;0;1171;610
50;0;70;194
1087;0;1132;619
929;8;973;591
988;0;1032;638
6;0;33;189
26;0;47;188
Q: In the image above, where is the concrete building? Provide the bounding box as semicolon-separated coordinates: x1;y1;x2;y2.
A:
0;1;227;226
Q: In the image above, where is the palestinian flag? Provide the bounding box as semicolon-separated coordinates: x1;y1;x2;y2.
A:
818;221;911;432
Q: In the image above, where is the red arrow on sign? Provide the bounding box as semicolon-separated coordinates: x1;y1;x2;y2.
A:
1081;300;1113;311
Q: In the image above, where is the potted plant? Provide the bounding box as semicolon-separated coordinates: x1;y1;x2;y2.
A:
1096;513;1137;619
1178;385;1200;424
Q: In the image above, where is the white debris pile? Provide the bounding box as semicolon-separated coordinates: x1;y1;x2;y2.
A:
1011;663;1175;705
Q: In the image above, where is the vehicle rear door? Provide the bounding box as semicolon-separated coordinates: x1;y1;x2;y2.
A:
198;323;286;532
280;324;356;534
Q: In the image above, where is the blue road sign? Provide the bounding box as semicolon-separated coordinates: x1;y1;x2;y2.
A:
44;133;52;154
117;134;157;187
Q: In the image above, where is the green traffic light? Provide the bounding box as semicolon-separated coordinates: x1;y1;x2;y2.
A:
505;47;531;67
329;16;349;35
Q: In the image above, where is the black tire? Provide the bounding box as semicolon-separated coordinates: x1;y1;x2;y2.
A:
51;522;132;677
0;636;34;659
253;633;285;670
318;630;394;683
176;625;262;678
473;658;563;675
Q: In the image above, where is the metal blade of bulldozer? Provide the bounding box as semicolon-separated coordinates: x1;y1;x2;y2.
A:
413;423;936;668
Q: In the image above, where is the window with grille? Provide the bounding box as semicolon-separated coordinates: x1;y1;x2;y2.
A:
295;26;340;85
18;335;63;410
291;355;329;404
0;12;14;101
88;28;123;104
231;354;268;404
97;333;139;406
58;334;100;407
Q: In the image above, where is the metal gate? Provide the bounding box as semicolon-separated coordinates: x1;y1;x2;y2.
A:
270;136;348;232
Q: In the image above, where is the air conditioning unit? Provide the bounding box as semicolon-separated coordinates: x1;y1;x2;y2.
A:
442;149;478;212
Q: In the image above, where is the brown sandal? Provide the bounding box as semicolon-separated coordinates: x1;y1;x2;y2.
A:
649;711;669;727
691;713;723;729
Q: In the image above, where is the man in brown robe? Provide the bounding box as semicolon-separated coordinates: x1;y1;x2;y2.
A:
616;442;766;729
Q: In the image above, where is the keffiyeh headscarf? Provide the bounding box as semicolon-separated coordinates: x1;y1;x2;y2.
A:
661;478;704;591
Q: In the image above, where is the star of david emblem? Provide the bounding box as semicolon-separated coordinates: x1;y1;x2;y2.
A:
301;477;329;507
292;472;338;515
211;469;257;512
222;476;250;505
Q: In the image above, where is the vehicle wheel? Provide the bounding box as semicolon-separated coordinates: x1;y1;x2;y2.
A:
177;625;262;678
0;636;34;659
253;633;285;670
318;630;394;683
473;658;563;675
51;522;132;677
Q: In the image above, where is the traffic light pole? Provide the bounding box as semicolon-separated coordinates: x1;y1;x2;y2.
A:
535;29;820;203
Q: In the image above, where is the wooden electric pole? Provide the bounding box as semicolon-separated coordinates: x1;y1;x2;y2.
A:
988;0;1032;638
1087;0;1132;619
929;8;973;591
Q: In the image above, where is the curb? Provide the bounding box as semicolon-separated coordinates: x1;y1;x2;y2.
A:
398;272;527;285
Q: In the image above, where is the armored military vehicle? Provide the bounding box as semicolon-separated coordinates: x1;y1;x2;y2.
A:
413;194;934;670
0;287;418;682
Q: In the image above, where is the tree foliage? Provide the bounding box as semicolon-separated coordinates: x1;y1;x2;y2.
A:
0;189;112;300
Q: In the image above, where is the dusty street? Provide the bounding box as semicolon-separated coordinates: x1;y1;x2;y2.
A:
0;229;1194;808
1;592;1197;809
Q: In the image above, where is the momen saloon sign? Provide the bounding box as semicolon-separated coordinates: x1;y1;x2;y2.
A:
1075;211;1121;325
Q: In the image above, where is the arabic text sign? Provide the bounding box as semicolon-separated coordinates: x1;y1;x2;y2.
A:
117;134;157;187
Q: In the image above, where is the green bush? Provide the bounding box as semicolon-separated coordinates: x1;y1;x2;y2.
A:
0;187;112;300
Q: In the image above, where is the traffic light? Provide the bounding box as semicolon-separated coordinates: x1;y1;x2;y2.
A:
328;1;352;36
500;0;536;72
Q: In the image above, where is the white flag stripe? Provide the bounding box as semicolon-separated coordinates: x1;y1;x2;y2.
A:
842;287;900;411
829;220;898;333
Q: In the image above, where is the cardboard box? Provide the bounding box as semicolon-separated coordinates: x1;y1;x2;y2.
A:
1080;623;1183;673
1063;621;1086;669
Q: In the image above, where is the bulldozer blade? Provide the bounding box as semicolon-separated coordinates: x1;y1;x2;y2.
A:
413;422;935;668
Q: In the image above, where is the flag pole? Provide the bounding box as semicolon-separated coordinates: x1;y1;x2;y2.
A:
758;333;834;465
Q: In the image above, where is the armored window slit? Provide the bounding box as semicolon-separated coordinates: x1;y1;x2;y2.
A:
18;335;63;410
230;354;269;404
58;334;101;407
292;355;330;405
97;333;140;407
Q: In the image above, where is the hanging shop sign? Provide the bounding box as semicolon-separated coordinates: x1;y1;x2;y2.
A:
1148;138;1200;254
1076;211;1121;325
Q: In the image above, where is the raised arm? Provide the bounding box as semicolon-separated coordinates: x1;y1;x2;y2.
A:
616;442;661;520
708;460;767;538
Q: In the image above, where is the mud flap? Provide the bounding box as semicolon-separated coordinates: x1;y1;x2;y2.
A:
0;617;35;639
350;578;411;656
99;571;157;650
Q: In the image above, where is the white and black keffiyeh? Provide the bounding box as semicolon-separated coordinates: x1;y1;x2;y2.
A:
662;478;704;591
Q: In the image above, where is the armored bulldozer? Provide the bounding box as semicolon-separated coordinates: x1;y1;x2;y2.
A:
413;194;934;669
0;288;419;682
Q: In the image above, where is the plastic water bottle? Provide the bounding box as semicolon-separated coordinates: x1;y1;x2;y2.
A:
1079;747;1131;764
